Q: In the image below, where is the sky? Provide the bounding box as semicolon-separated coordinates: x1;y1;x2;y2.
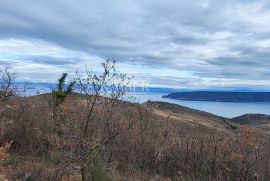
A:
1;0;270;89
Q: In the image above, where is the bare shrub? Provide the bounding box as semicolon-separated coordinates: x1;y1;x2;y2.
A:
0;142;12;180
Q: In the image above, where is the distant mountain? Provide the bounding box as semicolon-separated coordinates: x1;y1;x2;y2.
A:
163;91;270;102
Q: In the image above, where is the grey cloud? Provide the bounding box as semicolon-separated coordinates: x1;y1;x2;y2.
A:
1;0;270;88
26;56;83;65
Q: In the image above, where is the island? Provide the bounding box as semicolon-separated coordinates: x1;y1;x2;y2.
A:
163;91;270;102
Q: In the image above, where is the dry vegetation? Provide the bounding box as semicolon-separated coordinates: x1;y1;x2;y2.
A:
0;60;270;180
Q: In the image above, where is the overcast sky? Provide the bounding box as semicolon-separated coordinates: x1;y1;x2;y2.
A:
1;0;270;89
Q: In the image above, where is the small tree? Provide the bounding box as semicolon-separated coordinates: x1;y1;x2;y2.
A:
52;73;75;107
51;73;75;136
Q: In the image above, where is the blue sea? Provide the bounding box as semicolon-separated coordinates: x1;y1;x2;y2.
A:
128;92;270;118
18;83;270;118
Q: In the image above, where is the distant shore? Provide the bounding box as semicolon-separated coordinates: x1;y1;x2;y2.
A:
163;91;270;103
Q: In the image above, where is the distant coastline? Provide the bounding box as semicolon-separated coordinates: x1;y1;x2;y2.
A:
163;91;270;102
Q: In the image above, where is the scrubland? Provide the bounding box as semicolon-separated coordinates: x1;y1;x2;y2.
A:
0;61;270;180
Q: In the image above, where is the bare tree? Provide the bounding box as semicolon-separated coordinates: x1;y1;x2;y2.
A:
54;58;135;180
0;66;17;105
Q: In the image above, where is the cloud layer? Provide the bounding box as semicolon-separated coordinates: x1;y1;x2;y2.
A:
1;0;270;89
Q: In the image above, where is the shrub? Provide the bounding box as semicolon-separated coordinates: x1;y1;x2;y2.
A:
0;142;12;180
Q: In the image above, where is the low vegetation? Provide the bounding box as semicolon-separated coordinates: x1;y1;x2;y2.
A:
0;60;270;180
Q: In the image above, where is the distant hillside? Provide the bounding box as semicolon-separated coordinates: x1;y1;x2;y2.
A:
164;91;270;102
144;101;237;132
148;100;270;131
231;114;270;130
232;114;270;124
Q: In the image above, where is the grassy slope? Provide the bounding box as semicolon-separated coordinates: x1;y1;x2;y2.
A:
144;101;237;134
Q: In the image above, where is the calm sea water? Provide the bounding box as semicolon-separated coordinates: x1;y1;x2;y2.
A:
21;83;270;118
127;92;270;118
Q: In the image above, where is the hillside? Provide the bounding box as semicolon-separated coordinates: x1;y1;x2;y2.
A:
144;101;236;133
2;94;270;180
148;101;270;131
231;113;270;130
164;91;270;102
